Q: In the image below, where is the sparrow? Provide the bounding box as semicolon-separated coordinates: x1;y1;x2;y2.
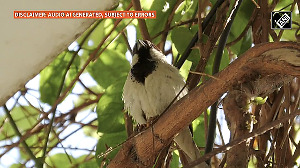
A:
123;40;207;168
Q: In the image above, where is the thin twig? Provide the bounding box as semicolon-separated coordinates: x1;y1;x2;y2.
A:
3;105;43;168
185;110;300;168
189;71;223;81
132;0;150;40
175;0;226;69
225;8;258;47
159;0;184;51
121;31;133;55
40;118;97;158
41;18;124;128
41;51;73;160
216;120;225;145
206;0;243;159
250;0;260;8
187;0;229;89
151;18;199;40
78;79;98;96
41;18;133;160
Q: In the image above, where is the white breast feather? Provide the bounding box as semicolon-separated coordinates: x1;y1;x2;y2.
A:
123;59;187;124
123;75;147;124
144;62;187;118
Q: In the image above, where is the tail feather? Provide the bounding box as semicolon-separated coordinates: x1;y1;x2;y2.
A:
174;127;209;168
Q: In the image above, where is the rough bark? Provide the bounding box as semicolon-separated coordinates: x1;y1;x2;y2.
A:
107;42;300;168
223;74;293;168
223;90;251;168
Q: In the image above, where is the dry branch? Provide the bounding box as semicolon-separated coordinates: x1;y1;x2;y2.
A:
223;90;251;168
223;74;294;167
132;0;151;40
107;41;300;168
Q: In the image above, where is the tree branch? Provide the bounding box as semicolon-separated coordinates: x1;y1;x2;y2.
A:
175;0;226;69
186;109;300;168
3;105;43;168
108;42;300;168
187;0;230;89
132;0;151;40
205;0;243;161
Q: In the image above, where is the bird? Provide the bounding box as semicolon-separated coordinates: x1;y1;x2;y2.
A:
123;40;207;168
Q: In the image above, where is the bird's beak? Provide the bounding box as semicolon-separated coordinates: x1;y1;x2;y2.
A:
137;40;146;49
133;40;146;55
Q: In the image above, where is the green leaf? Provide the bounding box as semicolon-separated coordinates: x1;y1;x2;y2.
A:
205;48;229;77
65;54;80;87
96;130;127;166
39;51;79;105
107;24;129;54
118;0;132;11
83;124;99;138
87;49;130;89
96;75;127;166
179;60;192;80
97;76;127;133
171;27;194;54
173;0;198;27
219;49;230;71
10;164;24;168
253;97;267;105
75;155;98;168
205;53;213;76
210;0;217;5
75;20;103;48
0;106;39;140
228;0;254;55
81;20;105;50
45;153;75;168
238;28;252;56
171;26;199;70
23;133;43;158
170;151;180;168
79;160;98;168
193;114;206;147
19;132;47;160
143;0;178;43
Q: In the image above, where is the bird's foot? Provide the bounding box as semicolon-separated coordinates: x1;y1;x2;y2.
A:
134;123;148;133
134;116;159;133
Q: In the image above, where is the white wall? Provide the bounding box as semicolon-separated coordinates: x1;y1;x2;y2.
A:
0;0;116;105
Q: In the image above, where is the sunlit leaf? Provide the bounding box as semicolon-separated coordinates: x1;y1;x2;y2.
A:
87;49;130;89
79;160;98;168
193;114;206;148
80;20;105;50
76;155;98;168
0;106;39;140
171;26;199;70
39;51;80;105
238;28;252;56
173;0;198;27
9;164;23;168
170;151;180;168
96;130;127;166
96;75;127;133
144;0;178;43
45;153;75;168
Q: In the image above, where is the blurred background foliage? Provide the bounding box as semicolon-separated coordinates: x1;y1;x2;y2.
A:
0;0;299;167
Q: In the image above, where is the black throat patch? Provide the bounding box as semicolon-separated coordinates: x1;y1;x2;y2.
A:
131;41;157;84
